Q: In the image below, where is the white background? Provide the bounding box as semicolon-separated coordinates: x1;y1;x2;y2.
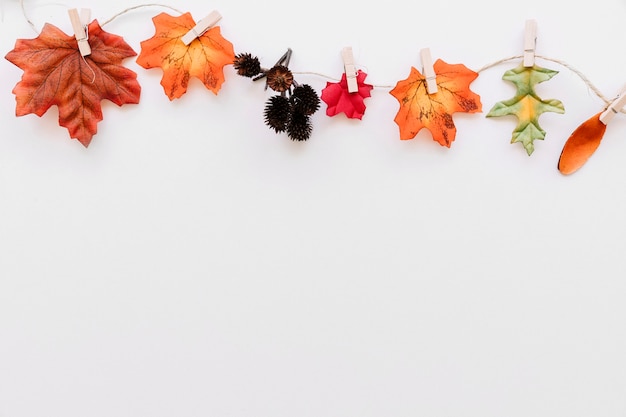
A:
0;0;625;416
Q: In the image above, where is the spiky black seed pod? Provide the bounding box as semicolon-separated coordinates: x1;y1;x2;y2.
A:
233;53;261;77
287;110;312;141
264;95;292;133
266;65;293;92
291;84;320;116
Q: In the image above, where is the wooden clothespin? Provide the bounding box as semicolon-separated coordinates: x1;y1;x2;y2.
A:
420;48;437;94
68;8;91;56
599;85;626;124
341;47;358;93
181;10;222;46
523;19;537;67
80;9;91;26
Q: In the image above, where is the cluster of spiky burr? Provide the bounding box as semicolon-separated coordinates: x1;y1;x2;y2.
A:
233;49;320;141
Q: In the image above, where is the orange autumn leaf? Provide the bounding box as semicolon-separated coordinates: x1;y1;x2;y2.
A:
558;112;607;175
137;12;235;100
390;59;482;146
4;21;141;147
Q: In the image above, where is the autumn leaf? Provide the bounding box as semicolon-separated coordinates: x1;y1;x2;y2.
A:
389;59;481;146
136;12;235;100
486;64;564;155
4;21;141;147
321;70;373;119
558;112;607;175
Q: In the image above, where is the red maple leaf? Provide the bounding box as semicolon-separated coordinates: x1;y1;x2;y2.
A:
321;70;373;119
5;21;141;147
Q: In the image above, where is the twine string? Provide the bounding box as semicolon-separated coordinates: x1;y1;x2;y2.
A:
536;55;616;109
19;0;37;33
19;1;182;32
81;54;97;84
101;4;183;26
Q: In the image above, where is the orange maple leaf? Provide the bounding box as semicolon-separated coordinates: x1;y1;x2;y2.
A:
4;21;141;147
389;59;482;146
136;12;235;100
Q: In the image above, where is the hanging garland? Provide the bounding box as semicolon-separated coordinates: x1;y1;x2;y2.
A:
4;2;626;176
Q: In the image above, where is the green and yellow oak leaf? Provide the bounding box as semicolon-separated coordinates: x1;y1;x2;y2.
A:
486;64;564;155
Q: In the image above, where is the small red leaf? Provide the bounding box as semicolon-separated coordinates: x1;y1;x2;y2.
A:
321;70;373;119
